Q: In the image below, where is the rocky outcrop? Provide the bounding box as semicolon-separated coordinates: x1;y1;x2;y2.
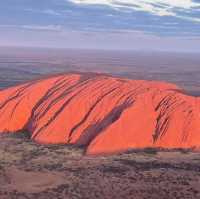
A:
0;73;199;155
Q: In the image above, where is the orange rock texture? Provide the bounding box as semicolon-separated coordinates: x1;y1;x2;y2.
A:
0;73;199;155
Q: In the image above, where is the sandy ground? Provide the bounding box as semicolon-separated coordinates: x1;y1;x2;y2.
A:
0;133;200;199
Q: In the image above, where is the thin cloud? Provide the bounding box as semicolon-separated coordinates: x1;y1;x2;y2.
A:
22;25;62;31
69;0;200;22
0;24;62;32
25;8;61;16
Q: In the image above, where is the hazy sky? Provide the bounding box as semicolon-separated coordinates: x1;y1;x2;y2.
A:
0;0;200;52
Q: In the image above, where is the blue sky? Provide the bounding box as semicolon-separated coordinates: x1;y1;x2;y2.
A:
0;0;200;52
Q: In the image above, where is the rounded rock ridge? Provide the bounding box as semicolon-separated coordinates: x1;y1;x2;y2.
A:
0;73;199;155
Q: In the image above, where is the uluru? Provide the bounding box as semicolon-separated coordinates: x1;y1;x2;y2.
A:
0;72;199;155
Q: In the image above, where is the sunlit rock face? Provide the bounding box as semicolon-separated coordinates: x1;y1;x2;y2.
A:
0;73;200;155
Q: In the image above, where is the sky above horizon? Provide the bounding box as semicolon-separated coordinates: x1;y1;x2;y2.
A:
0;0;200;52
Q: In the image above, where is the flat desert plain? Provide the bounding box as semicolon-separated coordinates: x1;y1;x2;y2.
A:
0;133;200;199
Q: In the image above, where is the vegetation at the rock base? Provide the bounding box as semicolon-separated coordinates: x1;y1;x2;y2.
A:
5;130;32;140
122;147;195;156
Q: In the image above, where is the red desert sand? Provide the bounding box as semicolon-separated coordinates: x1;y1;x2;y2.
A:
0;73;199;155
